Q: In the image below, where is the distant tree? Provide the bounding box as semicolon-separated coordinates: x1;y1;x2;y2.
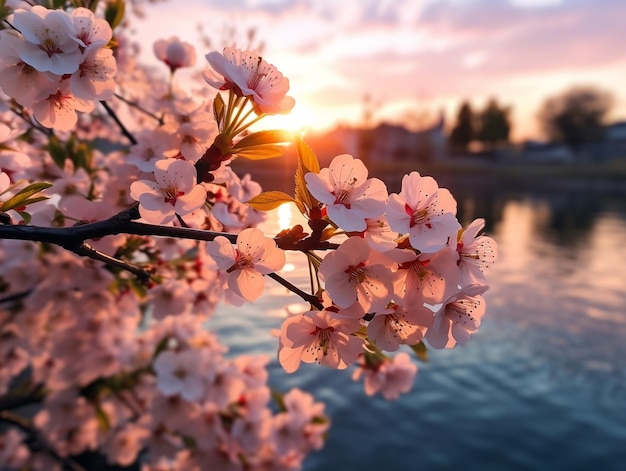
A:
477;98;511;146
449;101;475;151
538;86;613;150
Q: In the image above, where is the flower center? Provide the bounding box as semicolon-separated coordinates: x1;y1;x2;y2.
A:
345;261;367;283
227;250;253;273
164;188;184;205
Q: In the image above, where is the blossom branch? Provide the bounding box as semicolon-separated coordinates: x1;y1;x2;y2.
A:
99;100;137;145
74;242;153;284
113;93;164;125
267;272;323;310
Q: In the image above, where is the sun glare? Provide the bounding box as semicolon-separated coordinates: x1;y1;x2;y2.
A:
261;105;316;132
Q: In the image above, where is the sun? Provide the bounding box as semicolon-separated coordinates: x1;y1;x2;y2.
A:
260;105;317;133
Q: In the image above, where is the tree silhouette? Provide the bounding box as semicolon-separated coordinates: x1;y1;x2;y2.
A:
449;101;475;151
538;86;613;150
478;98;511;146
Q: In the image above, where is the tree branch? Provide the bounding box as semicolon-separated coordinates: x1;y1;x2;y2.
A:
100;100;137;145
267;272;323;310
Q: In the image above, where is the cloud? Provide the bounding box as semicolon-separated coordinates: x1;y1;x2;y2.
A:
134;0;626;139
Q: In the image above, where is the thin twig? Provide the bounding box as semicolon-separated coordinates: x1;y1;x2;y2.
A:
267;272;323;309
75;243;153;284
113;93;163;124
100;100;137;145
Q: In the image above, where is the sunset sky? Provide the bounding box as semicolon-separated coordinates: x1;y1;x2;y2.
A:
133;0;626;142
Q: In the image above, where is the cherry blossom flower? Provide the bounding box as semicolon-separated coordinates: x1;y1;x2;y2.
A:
305;154;388;232
425;284;488;349
153;349;206;401
69;46;117;100
129;158;207;225
0;170;9;194
204;47;295;114
318;236;395;312
366;303;432;352
12;6;83;75
70;7;112;51
387;171;461;253
353;352;418;400
0;428;29;469
361;216;398;252
277;310;364;372
456;218;498;287
206;227;285;301
389;246;460;305
31;80;95;131
127;129;179;172
0;29;53;107
154;36;196;72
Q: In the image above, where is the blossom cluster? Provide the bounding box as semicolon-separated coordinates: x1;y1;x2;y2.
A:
0;1;497;470
271;154;497;398
0;5;117;131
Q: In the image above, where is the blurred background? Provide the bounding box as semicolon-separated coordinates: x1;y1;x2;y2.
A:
134;1;626;469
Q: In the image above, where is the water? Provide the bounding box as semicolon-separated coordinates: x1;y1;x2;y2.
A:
212;176;626;470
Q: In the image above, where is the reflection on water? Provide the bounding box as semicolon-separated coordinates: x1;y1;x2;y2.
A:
212;177;626;470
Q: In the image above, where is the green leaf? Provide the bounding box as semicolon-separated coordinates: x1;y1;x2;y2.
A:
234;130;293;149
409;341;429;362
105;0;125;30
246;191;295;211
213;93;225;127
0;182;51;212
16;210;31;225
234;145;284;160
270;389;287;412
95;405;111;432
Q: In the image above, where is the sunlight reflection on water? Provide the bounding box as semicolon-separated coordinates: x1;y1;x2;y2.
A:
211;187;626;470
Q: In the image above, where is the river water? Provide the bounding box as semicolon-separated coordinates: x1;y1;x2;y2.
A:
212;175;626;470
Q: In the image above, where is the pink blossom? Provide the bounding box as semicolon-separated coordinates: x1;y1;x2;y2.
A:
153;349;206;401
69;47;117;100
147;279;193;320
70;7;112;51
127;129;179;172
0;428;29;469
366;303;431;352
456;218;498;287
129;158;207;225
154;36;196;72
0;171;9;193
305;154;388;232
361;216;398;252
204;47;295;114
102;423;150;467
0;29;54;107
12;6;83;75
31;81;95;131
206;227;285;302
425;284;488;349
318;236;395;312
389;246;460;305
277;310;364;372
387;172;461;253
353;352;418;400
